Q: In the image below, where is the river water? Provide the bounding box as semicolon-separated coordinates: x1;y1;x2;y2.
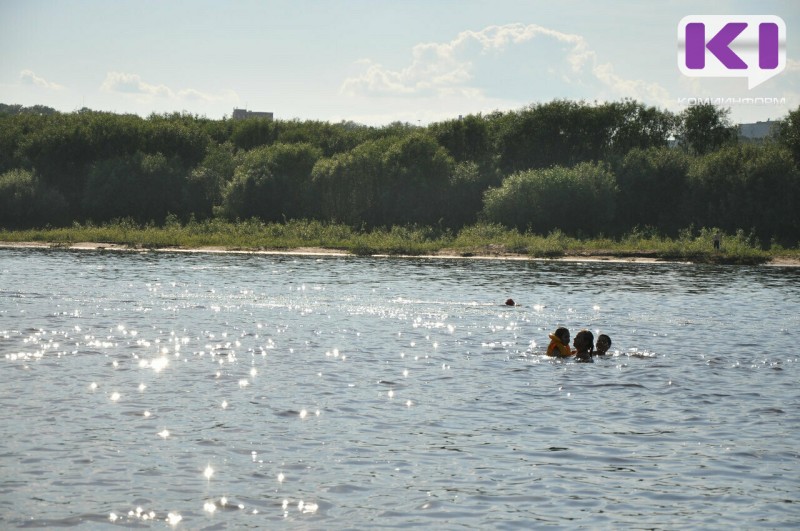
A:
1;248;798;529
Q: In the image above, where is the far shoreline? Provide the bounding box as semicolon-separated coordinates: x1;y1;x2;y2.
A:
2;241;798;267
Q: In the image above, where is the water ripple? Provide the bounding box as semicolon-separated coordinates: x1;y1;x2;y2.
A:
1;249;798;529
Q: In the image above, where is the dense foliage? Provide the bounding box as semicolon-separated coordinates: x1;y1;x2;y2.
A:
1;100;798;245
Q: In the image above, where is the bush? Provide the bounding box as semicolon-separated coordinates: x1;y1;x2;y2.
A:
82;152;187;224
218;142;322;222
615;147;689;235
0;168;69;228
482;161;617;236
684;144;800;245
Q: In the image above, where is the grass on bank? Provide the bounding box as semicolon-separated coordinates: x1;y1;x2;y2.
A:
0;218;796;265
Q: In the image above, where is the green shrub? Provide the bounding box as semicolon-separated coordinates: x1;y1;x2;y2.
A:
482;161;616;236
0;168;69;228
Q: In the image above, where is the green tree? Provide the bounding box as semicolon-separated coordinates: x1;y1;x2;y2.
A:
144;114;210;167
0;113;51;174
185;142;237;218
490;100;620;175
0;168;69;228
606;100;676;156
0;104;58;116
311;139;390;226
444;161;499;229
17;112;145;212
19;114;98;206
230;117;276;150
676;104;736;155
274;119;369;157
218;142;322;221
380;133;454;226
684;144;800;244
615;147;689;234
482;161;617;236
313;134;454;227
82;152;188;223
430;114;492;166
777;105;800;166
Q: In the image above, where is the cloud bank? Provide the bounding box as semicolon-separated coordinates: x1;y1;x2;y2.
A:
100;72;237;103
340;23;672;108
20;70;65;90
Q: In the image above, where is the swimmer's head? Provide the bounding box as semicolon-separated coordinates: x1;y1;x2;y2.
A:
574;330;594;353
596;334;611;354
505;298;515;306
554;327;570;344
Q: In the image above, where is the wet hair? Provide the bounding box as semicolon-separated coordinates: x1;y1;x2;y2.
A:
574;330;594;353
505;298;515;306
554;327;570;342
596;334;612;351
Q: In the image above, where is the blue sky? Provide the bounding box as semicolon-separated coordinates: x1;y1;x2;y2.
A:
1;0;798;125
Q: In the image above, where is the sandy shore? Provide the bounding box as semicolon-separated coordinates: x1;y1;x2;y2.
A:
1;241;797;266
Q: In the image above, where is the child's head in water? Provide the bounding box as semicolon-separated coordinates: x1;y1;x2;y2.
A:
547;327;572;357
573;330;594;362
596;334;612;355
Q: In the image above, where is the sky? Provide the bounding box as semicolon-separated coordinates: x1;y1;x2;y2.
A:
1;0;798;126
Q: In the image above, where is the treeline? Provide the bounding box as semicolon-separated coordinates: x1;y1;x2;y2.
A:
1;100;799;245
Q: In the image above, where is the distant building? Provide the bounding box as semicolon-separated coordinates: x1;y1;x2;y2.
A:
232;108;273;120
739;120;778;139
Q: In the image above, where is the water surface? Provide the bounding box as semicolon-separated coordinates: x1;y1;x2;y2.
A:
1;249;798;529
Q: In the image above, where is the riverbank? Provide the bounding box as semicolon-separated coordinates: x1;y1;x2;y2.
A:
1;219;797;266
2;240;798;266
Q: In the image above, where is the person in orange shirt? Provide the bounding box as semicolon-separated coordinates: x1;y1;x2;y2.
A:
546;327;573;357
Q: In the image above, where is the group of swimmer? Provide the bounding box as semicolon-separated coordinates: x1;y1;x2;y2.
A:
503;300;612;362
546;327;611;363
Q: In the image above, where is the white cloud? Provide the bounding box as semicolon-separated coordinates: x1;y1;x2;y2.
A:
20;70;65;90
100;72;238;103
592;63;673;108
177;88;214;101
101;72;174;97
340;23;672;108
